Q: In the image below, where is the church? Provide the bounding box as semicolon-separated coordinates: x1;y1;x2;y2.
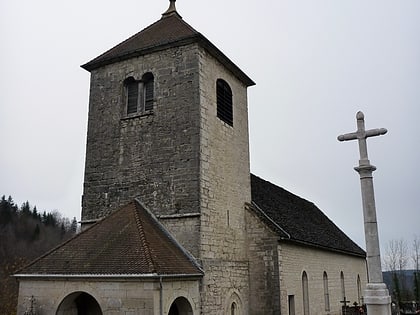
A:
15;1;368;314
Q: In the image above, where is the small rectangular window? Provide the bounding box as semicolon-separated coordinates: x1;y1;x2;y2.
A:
288;295;295;315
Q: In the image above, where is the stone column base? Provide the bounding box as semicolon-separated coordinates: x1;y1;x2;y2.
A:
364;283;392;315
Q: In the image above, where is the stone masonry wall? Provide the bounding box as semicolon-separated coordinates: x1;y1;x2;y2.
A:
198;47;252;314
279;242;368;315
82;43;201;222
245;207;281;315
158;214;201;258
17;278;200;315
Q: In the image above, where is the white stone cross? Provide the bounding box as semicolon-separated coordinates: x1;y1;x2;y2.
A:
338;111;387;165
338;111;391;315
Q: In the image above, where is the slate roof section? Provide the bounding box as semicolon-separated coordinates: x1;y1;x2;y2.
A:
16;200;203;277
81;11;255;87
250;174;366;257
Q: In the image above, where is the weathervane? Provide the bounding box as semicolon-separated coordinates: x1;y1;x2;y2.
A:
338;111;391;315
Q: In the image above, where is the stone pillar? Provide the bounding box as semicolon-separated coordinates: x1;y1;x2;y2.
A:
338;111;391;315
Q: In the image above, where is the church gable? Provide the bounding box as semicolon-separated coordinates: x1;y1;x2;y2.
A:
250;174;365;257
15;199;203;277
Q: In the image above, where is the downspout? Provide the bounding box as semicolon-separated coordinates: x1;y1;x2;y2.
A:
160;275;163;315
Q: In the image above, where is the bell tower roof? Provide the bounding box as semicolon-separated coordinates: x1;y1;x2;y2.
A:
81;1;254;86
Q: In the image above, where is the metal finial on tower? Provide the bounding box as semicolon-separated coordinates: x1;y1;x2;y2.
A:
162;0;177;16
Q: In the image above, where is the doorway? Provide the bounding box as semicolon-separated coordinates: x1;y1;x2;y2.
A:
168;297;193;315
56;292;102;315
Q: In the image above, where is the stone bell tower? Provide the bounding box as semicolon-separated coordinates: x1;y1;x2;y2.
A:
81;0;255;312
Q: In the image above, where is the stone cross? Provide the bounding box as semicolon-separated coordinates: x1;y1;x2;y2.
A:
340;296;351;315
338;111;387;168
338;111;391;315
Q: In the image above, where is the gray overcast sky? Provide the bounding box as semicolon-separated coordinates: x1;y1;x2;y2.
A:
1;0;419;263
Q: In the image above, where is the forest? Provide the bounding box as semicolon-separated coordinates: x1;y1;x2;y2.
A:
0;195;78;315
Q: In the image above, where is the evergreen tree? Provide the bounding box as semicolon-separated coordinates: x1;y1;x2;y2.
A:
21;201;31;216
0;195;12;224
32;206;38;220
32;224;40;240
70;217;78;234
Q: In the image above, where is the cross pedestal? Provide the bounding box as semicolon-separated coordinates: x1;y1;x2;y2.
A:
338;111;391;315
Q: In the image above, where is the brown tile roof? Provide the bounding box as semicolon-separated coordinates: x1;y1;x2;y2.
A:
250;174;366;257
81;12;255;87
16;200;203;277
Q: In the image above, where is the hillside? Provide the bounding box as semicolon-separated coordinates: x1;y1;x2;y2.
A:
0;195;77;315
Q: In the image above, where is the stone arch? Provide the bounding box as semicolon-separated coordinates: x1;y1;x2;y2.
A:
168;296;193;315
224;290;243;315
56;291;102;315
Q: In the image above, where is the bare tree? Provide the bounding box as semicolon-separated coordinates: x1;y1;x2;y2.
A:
384;239;400;272
413;235;420;303
397;239;409;272
413;235;420;271
384;239;409;306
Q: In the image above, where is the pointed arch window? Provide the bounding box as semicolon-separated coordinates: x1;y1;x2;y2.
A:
340;271;346;302
302;271;310;315
323;272;330;312
357;274;362;305
124;72;154;115
231;302;237;315
216;79;233;126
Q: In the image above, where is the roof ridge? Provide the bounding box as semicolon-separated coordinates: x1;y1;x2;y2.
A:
81;14;199;70
134;198;203;274
82;18;163;67
250;173;366;257
13;214;108;274
133;202;156;273
250;201;291;239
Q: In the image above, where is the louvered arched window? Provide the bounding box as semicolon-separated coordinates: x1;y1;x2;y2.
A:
124;72;154;115
216;79;233;126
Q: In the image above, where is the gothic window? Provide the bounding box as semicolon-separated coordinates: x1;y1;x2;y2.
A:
302;271;310;315
340;271;346;302
231;302;237;315
323;272;330;312
216;79;233;126
124;72;154;115
357;274;362;305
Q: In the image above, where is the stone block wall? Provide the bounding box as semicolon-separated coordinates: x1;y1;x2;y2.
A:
245;207;281;315
82;43;201;222
279;242;368;315
158;214;201;258
198;47;252;313
17;278;200;315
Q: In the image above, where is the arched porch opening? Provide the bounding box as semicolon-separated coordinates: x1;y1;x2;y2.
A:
168;296;193;315
56;291;102;315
